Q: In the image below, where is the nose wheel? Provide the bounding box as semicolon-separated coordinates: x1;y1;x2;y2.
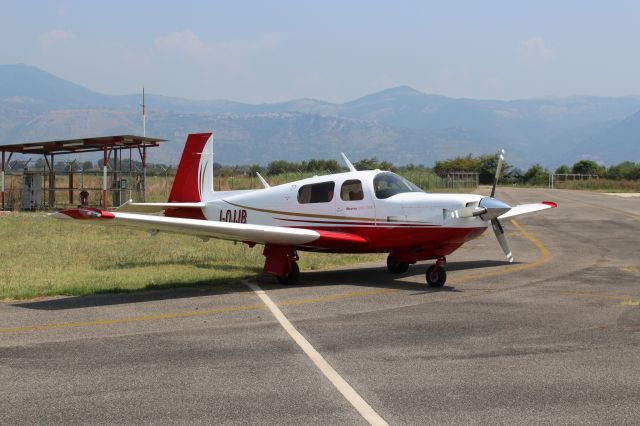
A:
426;257;447;287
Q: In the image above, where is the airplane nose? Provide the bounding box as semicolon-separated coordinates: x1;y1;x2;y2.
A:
478;197;511;221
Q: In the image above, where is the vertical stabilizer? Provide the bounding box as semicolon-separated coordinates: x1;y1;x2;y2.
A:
168;133;215;203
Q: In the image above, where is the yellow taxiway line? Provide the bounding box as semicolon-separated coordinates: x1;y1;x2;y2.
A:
0;219;550;334
0;303;267;333
559;291;640;307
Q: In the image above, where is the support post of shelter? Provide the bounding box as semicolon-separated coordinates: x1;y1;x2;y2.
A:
102;145;108;209
48;154;56;209
1;150;5;211
68;172;74;205
142;145;147;202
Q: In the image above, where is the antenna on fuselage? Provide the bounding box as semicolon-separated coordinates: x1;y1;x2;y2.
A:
341;152;357;172
256;172;271;188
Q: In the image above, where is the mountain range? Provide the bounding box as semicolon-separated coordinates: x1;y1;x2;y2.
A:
1;63;639;167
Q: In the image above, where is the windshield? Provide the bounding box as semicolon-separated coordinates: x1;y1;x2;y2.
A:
373;172;423;199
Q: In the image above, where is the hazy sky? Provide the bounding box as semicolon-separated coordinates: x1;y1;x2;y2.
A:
2;1;640;103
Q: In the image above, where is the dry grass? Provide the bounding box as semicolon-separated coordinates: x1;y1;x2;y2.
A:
553;179;640;192
0;212;384;300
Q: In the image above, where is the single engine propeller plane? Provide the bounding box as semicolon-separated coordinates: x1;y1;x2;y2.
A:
52;133;556;286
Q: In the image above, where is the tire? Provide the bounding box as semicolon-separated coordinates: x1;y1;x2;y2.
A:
277;261;300;285
387;254;409;274
426;265;446;287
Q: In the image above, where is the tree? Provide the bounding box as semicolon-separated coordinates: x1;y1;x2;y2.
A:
555;165;570;174
478;154;510;184
433;153;509;184
248;164;263;175
606;161;640;180
433;155;481;178
523;164;549;186
354;158;382;170
379;161;395;171
572;160;605;176
267;160;297;175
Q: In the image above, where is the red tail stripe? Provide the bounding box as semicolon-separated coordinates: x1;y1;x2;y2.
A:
168;133;212;203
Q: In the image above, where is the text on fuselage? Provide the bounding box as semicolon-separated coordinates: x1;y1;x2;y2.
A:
219;209;247;223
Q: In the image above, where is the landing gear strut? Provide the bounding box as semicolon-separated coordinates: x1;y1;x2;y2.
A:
263;245;301;285
426;257;447;287
386;254;409;274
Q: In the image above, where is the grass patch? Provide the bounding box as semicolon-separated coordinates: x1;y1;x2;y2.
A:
0;212;384;300
553;179;640;192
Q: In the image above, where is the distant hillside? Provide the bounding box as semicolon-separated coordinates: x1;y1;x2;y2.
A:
568;111;640;164
0;64;104;108
1;64;639;167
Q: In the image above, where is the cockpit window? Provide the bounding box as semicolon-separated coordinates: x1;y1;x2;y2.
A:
340;180;364;201
373;172;423;199
297;181;335;204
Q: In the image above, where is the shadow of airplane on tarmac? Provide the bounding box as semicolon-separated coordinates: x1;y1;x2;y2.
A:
12;259;518;311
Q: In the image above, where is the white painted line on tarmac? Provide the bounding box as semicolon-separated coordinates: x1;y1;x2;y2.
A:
603;192;640;198
245;281;389;426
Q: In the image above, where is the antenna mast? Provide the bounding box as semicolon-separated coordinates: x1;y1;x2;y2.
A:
141;87;146;136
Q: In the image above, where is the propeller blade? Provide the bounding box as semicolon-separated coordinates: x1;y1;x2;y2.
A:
491;218;514;263
490;149;505;198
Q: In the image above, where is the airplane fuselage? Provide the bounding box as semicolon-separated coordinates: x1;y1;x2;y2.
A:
185;170;488;261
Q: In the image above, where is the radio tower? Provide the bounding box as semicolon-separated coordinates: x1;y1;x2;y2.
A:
141;87;146;137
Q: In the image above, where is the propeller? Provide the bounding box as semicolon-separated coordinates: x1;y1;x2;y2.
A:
446;149;514;262
488;149;514;263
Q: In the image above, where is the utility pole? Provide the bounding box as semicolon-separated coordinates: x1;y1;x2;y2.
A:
141;87;146;137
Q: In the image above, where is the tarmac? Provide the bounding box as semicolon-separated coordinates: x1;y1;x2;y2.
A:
1;188;639;425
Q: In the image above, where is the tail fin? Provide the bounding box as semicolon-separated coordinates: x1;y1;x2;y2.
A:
168;133;215;202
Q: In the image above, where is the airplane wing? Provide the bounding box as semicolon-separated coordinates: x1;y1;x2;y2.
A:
498;201;557;220
50;208;369;249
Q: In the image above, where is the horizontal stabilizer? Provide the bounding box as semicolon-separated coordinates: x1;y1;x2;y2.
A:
116;201;206;213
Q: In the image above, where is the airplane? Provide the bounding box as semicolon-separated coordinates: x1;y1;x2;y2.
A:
51;132;556;287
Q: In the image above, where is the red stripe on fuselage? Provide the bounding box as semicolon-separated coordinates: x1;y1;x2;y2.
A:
314;230;370;248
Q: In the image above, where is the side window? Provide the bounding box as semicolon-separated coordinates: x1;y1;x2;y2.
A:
297;181;335;204
340;180;364;201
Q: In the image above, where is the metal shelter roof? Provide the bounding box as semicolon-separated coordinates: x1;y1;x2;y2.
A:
0;135;167;155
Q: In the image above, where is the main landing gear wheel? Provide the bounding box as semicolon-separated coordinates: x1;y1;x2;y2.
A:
426;264;446;288
277;261;300;285
387;254;409;274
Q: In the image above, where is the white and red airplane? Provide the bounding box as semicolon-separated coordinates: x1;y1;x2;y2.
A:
52;133;556;286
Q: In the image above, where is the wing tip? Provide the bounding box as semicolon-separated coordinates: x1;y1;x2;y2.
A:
542;201;558;208
50;208;115;220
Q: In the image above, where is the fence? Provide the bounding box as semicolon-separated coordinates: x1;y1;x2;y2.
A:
446;172;479;189
550;173;599;189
